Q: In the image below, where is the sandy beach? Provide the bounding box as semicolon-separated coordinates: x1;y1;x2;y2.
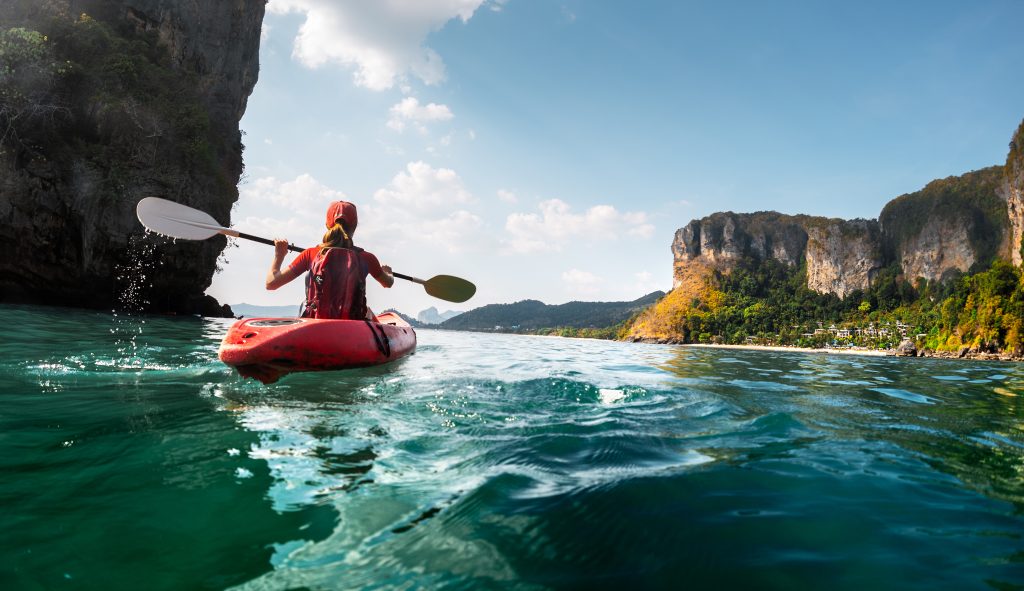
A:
681;343;893;357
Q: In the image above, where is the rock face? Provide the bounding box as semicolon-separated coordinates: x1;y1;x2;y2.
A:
879;167;1007;284
0;0;265;315
804;218;884;298
1001;120;1024;266
668;126;1022;302
672;212;807;285
671;211;883;298
894;339;917;357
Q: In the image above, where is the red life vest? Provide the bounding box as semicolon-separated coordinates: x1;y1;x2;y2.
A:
301;247;368;320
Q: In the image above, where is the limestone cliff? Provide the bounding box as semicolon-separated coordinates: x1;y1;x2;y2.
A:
672;212;807;285
671;211;883;298
879;166;1007;283
804;218;884;298
0;0;264;315
1001;120;1024;266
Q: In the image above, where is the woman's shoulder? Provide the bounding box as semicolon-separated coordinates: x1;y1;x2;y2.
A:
359;250;382;271
289;246;319;270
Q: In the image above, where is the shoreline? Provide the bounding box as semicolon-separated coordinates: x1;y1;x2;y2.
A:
432;328;1023;362
680;343;892;357
646;340;1022;362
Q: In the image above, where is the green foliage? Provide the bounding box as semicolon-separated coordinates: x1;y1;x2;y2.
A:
0;26;71;144
535;321;633;340
0;7;224;193
440;292;664;335
0;27;50;78
925;259;1024;354
646;255;1024;355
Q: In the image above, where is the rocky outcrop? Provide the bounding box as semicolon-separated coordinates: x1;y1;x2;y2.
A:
804;218;884;298
891;215;976;283
672;212;807;286
667;156;1017;304
0;0;265;315
894;339;917;357
671;211;882;298
879;167;1007;283
1001;120;1024;266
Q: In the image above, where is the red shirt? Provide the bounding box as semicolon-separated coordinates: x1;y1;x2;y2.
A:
287;247;384;281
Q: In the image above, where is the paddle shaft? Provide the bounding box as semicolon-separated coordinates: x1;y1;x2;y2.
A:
235;231;304;253
233;231;426;281
233;232;422;280
246;234;424;283
136;196;474;302
392;272;424;285
234;232;423;282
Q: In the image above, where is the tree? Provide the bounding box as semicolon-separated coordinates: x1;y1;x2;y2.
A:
0;27;69;146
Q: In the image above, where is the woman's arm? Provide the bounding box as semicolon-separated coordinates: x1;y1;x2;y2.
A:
266;239;302;290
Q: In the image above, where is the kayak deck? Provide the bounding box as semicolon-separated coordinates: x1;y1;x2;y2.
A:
218;311;416;383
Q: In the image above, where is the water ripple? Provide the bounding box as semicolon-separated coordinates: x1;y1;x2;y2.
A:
3;307;1024;590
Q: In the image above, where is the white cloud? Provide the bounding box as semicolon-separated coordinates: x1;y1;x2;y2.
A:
359;161;486;253
243;174;346;211
497;189;518;204
562;269;602;297
387;97;454;132
373;161;474;212
267;0;488;90
503;199;655;253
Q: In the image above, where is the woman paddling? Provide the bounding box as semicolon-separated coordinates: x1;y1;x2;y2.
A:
266;201;394;319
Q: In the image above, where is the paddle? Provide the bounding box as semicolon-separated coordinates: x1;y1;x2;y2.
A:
136;197;477;303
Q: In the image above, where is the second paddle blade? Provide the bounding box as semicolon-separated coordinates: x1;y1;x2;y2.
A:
424;275;476;303
136;197;223;240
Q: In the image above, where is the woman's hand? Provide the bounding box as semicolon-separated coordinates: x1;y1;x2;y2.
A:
273;238;289;260
379;264;395;288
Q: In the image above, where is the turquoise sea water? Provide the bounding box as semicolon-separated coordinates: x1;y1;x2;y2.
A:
2;303;1024;590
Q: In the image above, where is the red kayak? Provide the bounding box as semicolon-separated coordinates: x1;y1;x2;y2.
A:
219;311;416;384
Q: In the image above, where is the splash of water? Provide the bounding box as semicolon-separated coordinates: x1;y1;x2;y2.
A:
108;232;160;368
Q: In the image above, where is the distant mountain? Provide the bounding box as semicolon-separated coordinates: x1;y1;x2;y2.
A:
382;309;424;328
416;306;463;325
231;303;424;326
437;291;665;332
230;303;300;318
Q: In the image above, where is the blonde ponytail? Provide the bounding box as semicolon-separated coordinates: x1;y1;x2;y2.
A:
321;221;353;249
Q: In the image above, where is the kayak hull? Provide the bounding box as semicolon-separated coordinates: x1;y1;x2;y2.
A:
218;311;416;383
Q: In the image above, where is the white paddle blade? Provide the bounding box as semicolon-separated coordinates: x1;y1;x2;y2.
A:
136;197;228;241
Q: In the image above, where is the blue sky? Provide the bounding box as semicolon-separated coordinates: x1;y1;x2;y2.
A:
207;0;1024;316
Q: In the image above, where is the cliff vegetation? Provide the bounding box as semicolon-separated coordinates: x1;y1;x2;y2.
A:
629;256;1023;357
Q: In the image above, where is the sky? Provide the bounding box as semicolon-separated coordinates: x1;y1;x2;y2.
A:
206;0;1024;317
